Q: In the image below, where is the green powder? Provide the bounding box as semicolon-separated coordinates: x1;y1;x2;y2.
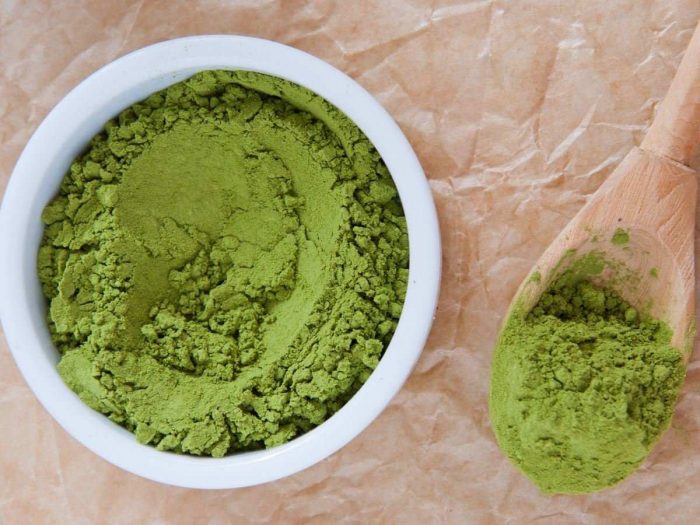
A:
611;228;630;245
38;70;408;456
489;268;685;494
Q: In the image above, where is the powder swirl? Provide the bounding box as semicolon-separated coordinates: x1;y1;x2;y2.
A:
38;70;408;456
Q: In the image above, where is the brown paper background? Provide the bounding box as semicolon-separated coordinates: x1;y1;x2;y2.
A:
2;1;700;523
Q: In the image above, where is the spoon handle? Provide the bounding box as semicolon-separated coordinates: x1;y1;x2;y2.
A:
641;21;700;166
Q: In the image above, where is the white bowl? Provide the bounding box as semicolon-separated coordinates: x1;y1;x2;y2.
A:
0;36;441;489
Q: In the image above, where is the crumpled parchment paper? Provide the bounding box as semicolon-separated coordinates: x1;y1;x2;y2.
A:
1;1;699;523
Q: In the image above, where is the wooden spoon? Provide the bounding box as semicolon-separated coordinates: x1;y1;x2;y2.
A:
510;21;700;359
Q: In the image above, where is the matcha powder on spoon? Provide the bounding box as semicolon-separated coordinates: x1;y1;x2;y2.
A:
38;70;408;456
489;266;685;494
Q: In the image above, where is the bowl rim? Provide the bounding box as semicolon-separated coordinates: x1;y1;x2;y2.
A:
0;35;441;489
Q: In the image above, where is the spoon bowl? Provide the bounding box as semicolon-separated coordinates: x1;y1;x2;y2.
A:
515;148;697;357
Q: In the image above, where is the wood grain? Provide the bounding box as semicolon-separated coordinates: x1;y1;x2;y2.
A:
642;21;700;165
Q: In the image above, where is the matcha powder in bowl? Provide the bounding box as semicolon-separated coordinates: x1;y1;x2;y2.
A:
37;70;409;457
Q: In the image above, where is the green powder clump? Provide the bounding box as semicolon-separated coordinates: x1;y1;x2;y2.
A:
611;228;630;245
489;271;685;494
38;70;408;456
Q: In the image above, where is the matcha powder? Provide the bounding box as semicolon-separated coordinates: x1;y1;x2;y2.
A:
38;70;408;456
489;271;685;494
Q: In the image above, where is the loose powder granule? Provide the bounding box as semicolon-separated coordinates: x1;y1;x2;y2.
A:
489;270;685;494
38;70;408;456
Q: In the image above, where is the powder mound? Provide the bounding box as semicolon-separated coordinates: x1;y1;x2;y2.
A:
38;70;408;456
489;274;684;494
